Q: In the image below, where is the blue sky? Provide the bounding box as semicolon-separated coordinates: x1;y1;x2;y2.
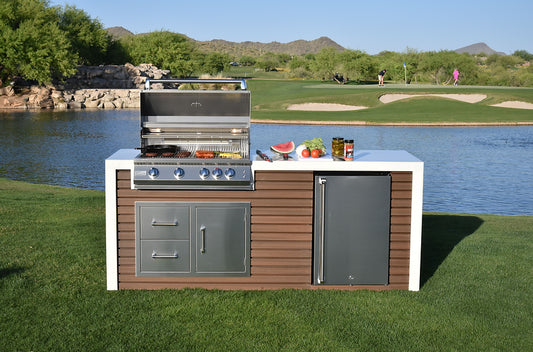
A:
50;0;532;55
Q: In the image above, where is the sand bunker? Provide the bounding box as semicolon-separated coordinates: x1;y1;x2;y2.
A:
379;93;487;104
287;103;368;111
490;101;533;110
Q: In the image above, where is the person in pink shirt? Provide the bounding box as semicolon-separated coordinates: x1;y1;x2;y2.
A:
453;69;459;86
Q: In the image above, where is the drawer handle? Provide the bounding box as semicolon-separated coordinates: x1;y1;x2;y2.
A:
151;250;178;259
200;225;206;253
151;219;178;226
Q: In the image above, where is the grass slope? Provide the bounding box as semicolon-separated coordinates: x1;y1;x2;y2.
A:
1;178;532;351
248;80;533;123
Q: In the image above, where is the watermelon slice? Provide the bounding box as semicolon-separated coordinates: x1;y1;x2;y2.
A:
271;141;295;154
271;141;295;160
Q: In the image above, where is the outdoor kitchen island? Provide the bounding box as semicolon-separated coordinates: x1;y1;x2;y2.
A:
106;149;423;291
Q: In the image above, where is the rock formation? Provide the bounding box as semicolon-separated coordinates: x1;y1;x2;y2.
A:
0;63;172;110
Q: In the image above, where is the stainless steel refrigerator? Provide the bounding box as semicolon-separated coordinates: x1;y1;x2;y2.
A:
314;172;391;285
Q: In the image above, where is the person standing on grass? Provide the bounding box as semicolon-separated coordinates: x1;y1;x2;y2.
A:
453;69;459;86
378;69;386;86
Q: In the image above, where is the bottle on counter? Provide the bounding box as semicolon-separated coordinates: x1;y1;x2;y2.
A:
332;137;344;157
344;139;354;161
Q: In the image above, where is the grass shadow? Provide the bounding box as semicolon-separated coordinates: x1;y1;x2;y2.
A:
0;265;26;279
420;214;484;287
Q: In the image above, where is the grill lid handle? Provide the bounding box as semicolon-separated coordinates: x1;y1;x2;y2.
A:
145;78;247;90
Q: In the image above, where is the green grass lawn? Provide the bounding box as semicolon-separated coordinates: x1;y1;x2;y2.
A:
1;178;532;351
247;80;533;124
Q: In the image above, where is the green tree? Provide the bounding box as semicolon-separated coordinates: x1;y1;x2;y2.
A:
338;50;377;81
512;50;533;62
121;31;198;77
57;5;111;65
0;0;77;85
202;52;231;75
309;47;338;80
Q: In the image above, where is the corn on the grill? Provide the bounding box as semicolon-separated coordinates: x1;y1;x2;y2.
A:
218;152;242;159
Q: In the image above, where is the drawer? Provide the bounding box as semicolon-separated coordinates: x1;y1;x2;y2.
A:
137;240;190;275
137;204;190;240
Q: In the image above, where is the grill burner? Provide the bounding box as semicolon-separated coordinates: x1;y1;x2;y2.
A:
133;78;253;190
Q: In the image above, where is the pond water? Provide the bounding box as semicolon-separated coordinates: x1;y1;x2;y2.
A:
0;110;531;215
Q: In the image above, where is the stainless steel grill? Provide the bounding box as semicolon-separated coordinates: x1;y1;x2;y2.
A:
133;79;253;190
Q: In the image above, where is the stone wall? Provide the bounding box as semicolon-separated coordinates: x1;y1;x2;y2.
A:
0;63;172;110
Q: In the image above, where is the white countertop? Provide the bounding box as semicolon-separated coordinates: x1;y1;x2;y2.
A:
106;149;423;172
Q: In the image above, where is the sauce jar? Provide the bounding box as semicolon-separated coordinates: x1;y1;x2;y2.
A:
332;137;344;157
344;139;354;160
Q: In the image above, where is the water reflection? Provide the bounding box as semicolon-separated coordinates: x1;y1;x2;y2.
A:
0;110;531;215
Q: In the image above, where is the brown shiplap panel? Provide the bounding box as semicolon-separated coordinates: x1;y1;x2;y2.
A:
252;207;313;216
118;239;135;249
389;275;409;285
390;207;411;216
252;241;312;250
389;267;410;275
389;241;410;250
391;199;412;208
390;249;410;259
252;249;311;259
118;274;310;284
390;172;412;182
117;189;313;200
390;224;411;233
252;258;311;267
118;282;310;290
117;170;131;180
119;257;135;266
252;266;311;276
252;199;313;207
390;234;410;242
117;180;131;189
252;224;312;233
252;215;313;225
252;233;311;242
390;215;411;225
254;181;313;190
390;258;410;267
118;214;135;223
391;182;412;191
118;222;135;232
255;171;314;182
391;190;412;199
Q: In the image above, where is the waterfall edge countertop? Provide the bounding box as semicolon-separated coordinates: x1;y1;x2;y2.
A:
105;149;424;291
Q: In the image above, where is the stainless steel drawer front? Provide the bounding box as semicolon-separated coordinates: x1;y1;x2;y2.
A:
139;206;190;240
139;240;190;274
135;201;250;277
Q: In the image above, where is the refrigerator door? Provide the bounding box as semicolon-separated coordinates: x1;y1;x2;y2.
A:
314;173;391;285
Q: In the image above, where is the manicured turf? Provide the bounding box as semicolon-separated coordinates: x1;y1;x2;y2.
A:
1;178;531;351
248;80;533;124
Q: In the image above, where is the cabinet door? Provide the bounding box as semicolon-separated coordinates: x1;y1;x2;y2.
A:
195;204;250;275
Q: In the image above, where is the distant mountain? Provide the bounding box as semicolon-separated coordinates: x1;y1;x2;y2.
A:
195;36;345;56
105;26;134;40
455;42;505;56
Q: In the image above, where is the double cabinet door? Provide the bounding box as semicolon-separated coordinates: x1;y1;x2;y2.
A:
135;201;250;277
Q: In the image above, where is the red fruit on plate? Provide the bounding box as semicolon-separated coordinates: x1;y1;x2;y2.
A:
301;149;310;158
311;149;320;158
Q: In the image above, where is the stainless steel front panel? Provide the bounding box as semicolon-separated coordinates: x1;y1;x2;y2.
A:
314;173;391;285
136;202;250;277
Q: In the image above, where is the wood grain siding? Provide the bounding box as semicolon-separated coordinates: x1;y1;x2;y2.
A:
389;172;412;289
115;170;412;290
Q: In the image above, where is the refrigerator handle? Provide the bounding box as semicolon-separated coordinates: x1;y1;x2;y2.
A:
317;177;327;284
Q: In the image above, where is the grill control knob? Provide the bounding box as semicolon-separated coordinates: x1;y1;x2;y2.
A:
225;168;236;179
148;167;159;179
212;167;223;179
174;167;185;179
199;168;210;179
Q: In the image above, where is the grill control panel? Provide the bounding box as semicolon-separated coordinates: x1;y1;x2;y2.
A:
133;161;253;190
